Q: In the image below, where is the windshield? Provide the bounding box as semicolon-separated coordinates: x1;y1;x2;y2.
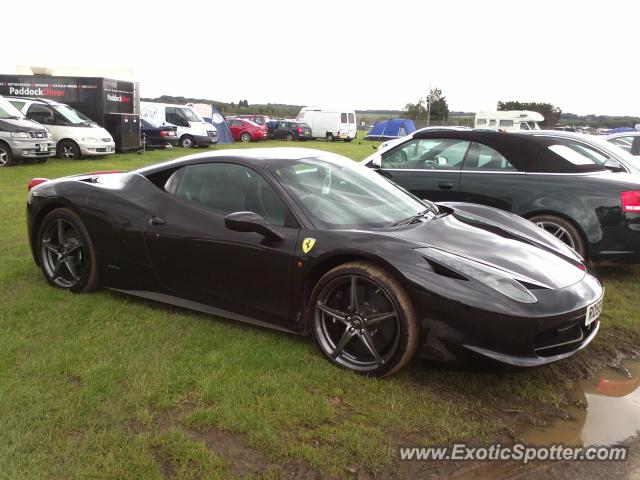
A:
0;98;25;119
53;105;92;125
269;156;428;229
179;107;202;122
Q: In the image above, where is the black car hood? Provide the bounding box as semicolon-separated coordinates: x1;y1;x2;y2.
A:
381;203;585;290
0;117;46;133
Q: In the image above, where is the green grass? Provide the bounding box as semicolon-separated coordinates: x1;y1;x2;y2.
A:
1;141;638;478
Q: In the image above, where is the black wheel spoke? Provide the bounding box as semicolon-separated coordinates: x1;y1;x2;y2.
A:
64;257;80;280
331;327;354;358
349;276;359;312
317;303;348;324
43;239;61;255
360;330;383;366
57;219;66;246
366;312;396;326
53;258;64;277
66;242;82;254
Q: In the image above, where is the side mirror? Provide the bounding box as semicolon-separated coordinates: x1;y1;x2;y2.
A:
371;154;382;168
225;211;284;242
603;158;625;172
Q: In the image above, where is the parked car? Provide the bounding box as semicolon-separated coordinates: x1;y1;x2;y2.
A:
602;131;640;156
140;102;217;148
140;118;178;149
296;107;357;141
226;118;268;142
26;148;602;376
230;114;270;127
0;95;54;166
268;120;312;141
362;129;640;264
9;97;115;159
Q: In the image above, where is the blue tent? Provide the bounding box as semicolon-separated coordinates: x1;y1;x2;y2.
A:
606;127;636;134
203;107;234;144
365;118;416;141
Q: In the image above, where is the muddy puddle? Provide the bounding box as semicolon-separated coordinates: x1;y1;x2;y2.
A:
519;359;640;447
450;360;640;479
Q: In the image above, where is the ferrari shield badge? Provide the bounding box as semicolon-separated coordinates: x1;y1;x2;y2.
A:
302;237;316;254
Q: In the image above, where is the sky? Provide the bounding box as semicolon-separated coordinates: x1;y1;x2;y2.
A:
2;0;638;116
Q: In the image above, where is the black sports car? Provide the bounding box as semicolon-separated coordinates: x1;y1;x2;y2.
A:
26;148;603;376
363;129;640;264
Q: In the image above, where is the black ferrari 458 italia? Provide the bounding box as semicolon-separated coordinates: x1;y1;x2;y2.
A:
27;148;604;376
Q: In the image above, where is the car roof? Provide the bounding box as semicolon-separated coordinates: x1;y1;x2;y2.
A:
7;96;64;106
133;148;349;175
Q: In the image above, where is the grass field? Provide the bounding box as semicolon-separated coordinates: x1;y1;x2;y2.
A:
1;140;639;479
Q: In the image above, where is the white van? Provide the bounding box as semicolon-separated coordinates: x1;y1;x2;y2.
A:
140;102;217;148
474;110;543;131
9;97;115;159
296;107;357;142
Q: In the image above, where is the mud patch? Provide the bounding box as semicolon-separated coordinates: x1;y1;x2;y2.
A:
519;359;640;447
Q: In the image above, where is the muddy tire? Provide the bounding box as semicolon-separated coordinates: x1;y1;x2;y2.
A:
37;208;99;293
529;214;586;258
309;261;420;377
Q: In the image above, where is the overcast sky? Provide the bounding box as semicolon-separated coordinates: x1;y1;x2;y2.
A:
3;0;638;115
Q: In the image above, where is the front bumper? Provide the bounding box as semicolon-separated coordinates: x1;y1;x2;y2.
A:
11;140;55;159
193;134;216;146
412;274;603;367
79;142;116;156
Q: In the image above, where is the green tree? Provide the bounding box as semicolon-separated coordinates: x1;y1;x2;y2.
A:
427;88;449;122
497;101;562;127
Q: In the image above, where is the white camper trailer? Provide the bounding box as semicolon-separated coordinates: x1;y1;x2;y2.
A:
474;110;544;131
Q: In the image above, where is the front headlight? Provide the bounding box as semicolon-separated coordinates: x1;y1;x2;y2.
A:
11;132;30;139
81;137;99;143
416;247;538;303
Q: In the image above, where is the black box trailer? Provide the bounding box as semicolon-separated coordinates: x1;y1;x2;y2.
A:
0;74;140;152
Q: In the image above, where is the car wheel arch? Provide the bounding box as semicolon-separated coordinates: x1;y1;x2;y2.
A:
30;201;71;265
298;252;410;334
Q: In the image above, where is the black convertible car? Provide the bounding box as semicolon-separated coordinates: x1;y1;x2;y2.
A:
363;129;640;264
27;148;603;376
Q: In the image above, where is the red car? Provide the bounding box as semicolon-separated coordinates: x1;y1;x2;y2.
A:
226;118;268;142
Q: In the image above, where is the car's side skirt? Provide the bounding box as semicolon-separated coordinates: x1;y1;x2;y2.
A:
107;288;303;336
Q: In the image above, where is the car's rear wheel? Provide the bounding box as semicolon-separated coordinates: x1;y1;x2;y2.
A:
37;208;99;293
529;214;586;258
180;135;195;148
240;132;252;143
57;140;81;159
310;261;419;377
0;143;15;167
286;133;294;141
326;133;334;142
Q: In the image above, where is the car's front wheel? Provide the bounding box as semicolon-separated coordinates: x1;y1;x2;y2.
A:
56;140;80;159
179;135;195;148
310;261;419;377
529;214;586;258
37;208;99;293
0;143;15;166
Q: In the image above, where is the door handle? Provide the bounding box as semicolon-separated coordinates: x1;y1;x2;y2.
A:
438;182;454;190
149;216;165;226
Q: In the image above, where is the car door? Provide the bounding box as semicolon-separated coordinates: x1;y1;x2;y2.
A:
227;119;241;139
274;121;289;139
458;141;523;211
377;137;469;201
144;162;301;329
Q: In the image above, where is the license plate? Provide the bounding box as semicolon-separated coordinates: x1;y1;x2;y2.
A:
585;296;603;326
39;145;48;152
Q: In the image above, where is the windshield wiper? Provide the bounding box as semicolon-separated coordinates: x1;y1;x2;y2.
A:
393;209;434;226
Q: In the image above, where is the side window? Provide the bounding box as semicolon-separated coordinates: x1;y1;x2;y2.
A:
340;113;348;123
278;122;288;129
381;138;470;170
547;140;611;166
476;118;486;125
231;120;242;127
488;119;496;126
463;143;516;171
26;104;55;125
165;107;178;125
171;163;289;226
609;137;634;153
499;119;513;127
348;113;355;123
9;100;25;111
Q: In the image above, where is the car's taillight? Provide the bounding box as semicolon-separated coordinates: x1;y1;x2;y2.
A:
28;178;49;191
160;131;169;136
297;127;302;133
621;191;640;212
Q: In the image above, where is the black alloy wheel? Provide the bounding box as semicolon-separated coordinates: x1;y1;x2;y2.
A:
311;261;419;377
